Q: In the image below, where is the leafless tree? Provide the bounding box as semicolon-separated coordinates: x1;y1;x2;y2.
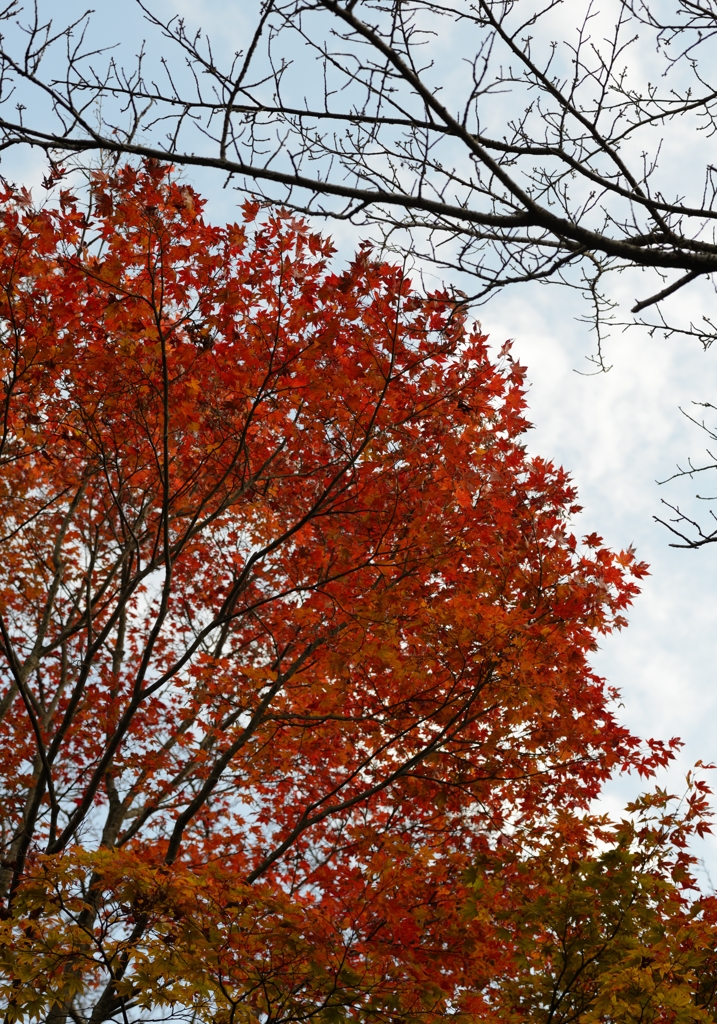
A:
2;0;717;540
655;402;717;548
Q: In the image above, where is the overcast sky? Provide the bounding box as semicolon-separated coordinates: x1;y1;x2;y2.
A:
6;0;717;871
489;273;717;875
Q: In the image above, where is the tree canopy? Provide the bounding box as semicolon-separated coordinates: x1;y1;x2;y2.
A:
0;162;713;1022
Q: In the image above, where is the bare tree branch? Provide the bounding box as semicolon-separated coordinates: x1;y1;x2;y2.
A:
0;0;715;326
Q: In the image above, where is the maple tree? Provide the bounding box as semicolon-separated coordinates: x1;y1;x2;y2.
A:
466;779;717;1024
0;161;712;1023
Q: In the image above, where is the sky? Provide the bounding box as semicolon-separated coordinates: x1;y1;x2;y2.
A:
489;273;717;877
4;0;717;871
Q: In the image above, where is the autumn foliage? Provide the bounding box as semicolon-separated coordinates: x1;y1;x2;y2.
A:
0;162;714;1023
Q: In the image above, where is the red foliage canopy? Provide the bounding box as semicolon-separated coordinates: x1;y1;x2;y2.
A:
0;163;682;1022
